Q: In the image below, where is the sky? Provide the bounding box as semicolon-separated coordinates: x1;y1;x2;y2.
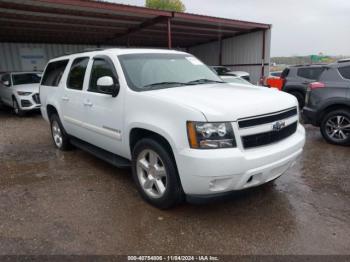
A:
106;0;350;57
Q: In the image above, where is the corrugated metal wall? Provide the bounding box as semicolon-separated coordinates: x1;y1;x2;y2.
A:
0;42;99;72
0;29;271;83
189;29;271;84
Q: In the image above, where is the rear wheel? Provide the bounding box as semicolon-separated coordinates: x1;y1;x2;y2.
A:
50;114;71;150
320;109;350;146
132;138;184;209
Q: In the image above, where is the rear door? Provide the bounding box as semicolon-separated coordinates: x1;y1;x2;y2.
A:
60;57;91;139
81;55;124;155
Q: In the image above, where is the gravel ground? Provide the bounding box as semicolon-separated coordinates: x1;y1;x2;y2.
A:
0;107;349;255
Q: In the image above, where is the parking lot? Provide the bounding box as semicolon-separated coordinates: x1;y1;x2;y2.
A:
0;107;349;255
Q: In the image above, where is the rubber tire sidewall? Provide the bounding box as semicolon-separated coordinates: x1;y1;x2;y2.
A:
13;98;25;117
132;138;184;209
50;114;71;150
320;109;350;146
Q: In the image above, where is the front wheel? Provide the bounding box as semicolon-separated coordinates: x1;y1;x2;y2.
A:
13;98;25;116
320;109;350;146
132;138;184;209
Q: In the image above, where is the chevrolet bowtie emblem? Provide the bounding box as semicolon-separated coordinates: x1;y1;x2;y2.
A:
272;121;286;131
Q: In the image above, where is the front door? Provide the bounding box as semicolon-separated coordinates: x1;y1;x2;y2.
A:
81;56;124;155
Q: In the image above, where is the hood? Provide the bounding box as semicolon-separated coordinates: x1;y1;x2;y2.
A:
13;83;39;93
147;84;297;121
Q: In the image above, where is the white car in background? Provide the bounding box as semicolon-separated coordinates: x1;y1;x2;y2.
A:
220;75;256;88
0;72;42;116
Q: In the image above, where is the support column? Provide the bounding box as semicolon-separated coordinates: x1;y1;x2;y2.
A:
261;29;266;78
219;34;223;66
167;17;172;49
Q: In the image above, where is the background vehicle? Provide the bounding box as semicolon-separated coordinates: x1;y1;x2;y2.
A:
220;75;255;87
40;49;305;209
280;65;325;108
211;66;251;82
303;60;350;145
0;72;42;116
260;71;283;90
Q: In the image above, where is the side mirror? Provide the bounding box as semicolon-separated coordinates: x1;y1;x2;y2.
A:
2;80;10;87
97;76;120;97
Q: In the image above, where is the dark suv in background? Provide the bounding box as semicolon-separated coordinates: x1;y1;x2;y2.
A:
281;65;325;108
303;60;350;145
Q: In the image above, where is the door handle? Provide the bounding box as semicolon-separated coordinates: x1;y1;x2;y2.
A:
61;96;69;102
83;101;93;107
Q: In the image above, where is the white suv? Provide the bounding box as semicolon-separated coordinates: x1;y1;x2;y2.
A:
40;48;305;208
0;72;42;115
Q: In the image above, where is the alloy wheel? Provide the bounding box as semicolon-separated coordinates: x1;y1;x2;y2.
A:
325;115;350;141
136;149;168;199
52;120;63;148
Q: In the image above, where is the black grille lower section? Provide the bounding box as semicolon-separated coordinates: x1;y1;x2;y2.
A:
238;107;298;128
242;122;298;149
33;93;40;104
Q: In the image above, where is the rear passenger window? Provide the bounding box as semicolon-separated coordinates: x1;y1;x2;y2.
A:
338;66;350;80
67;57;89;90
41;60;69;86
89;58;117;93
297;68;324;80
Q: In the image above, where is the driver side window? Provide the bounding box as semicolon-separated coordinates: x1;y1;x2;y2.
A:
89;58;117;93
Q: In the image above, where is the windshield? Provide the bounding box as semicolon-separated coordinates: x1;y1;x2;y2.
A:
221;76;253;86
118;53;223;91
12;73;41;85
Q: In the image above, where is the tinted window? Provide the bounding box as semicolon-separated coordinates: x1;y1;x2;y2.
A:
89;59;116;93
67;57;89;90
41;60;69;86
297;67;324;80
12;73;41;85
338;66;350;80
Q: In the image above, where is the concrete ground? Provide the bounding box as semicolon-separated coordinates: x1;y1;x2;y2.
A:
0;107;349;255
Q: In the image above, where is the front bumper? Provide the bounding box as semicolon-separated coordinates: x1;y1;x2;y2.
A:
175;124;305;196
17;93;41;111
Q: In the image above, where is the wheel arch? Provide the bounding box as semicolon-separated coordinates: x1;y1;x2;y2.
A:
46;104;59;120
317;103;350;125
129;127;176;162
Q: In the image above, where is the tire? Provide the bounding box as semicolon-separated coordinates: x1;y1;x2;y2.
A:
131;138;184;209
290;91;305;109
320;109;350;146
13;98;25;116
50;114;71;150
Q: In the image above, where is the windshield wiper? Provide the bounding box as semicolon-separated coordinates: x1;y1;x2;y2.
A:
186;79;225;85
143;81;187;89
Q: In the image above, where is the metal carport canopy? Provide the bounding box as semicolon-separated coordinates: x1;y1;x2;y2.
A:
0;0;270;49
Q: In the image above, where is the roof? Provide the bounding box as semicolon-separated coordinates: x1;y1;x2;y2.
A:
0;0;271;48
49;48;187;61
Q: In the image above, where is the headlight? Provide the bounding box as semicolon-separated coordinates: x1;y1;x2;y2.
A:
17;91;32;96
187;121;236;149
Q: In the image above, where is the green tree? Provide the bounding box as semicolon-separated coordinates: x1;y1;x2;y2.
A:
146;0;185;12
